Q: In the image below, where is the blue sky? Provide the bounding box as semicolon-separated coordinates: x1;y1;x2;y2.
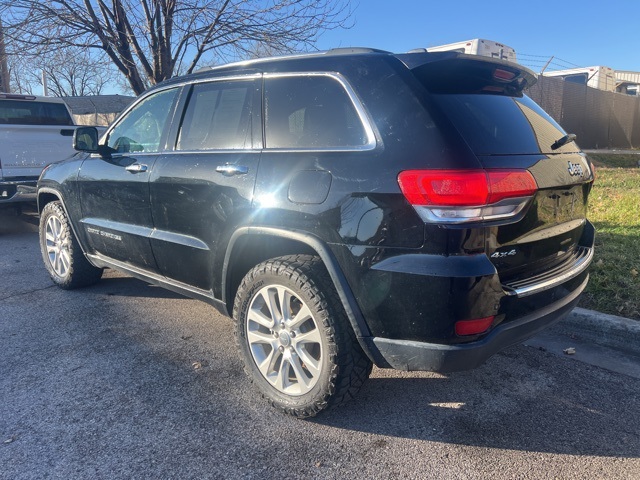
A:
316;0;640;72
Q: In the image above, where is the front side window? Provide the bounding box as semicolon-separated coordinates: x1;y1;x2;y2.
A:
176;80;255;151
107;88;178;154
264;75;369;149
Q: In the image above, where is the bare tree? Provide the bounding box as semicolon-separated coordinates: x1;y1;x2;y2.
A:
5;54;35;95
4;39;117;96
3;0;353;95
40;50;117;96
0;18;10;92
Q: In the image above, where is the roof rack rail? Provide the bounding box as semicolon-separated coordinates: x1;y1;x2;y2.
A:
196;51;329;73
326;47;391;55
192;48;391;74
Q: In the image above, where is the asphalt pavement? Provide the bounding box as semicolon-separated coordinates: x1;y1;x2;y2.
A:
1;209;639;479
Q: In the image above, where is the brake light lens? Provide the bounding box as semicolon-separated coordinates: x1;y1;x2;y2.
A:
455;316;495;336
398;169;537;224
493;68;517;81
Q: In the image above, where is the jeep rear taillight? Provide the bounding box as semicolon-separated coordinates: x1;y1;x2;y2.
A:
398;169;537;224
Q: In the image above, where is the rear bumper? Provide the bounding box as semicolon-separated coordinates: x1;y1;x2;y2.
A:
364;275;587;372
0;179;37;204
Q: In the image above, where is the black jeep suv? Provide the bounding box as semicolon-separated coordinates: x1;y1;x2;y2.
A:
37;48;594;417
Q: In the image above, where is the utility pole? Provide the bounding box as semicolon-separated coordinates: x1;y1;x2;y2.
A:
0;18;10;93
540;56;554;75
42;70;48;96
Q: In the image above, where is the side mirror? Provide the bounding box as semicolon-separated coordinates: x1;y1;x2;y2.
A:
73;126;99;152
73;126;115;157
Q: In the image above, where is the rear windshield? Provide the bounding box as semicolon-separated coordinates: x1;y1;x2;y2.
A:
430;93;578;155
0;100;73;126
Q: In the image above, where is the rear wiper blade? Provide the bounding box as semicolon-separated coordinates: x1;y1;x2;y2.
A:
551;133;577;150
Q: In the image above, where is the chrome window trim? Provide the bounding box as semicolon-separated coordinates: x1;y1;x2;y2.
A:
174;77;260;152
181;73;263;86
101;74;262;147
263;72;378;152
162;149;263;155
106;72;378;154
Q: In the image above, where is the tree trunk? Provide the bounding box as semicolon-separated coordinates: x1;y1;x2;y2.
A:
0;19;11;93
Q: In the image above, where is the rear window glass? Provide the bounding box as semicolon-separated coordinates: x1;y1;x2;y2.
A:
431;94;577;155
0;100;73;125
264;75;368;149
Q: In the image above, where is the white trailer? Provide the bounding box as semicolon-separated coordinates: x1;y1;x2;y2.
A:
543;66;616;92
615;70;640;96
425;39;517;63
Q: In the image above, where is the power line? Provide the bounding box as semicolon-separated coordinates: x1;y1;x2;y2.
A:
519;52;591;72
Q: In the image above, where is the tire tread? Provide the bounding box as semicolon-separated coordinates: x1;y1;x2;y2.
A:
233;254;372;418
40;201;103;289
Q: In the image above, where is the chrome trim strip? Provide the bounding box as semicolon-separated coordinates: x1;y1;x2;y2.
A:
505;246;594;298
99;74;263;146
172;73;263;88
86;252;215;301
413;197;532;225
164;149;262;155
80;218;153;239
150;229;210;251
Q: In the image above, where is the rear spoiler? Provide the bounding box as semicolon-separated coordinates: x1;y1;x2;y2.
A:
396;51;537;95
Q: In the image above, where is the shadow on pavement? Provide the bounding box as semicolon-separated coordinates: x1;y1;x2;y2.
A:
313;348;640;457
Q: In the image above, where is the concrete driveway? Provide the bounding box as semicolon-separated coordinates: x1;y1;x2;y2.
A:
1;210;639;479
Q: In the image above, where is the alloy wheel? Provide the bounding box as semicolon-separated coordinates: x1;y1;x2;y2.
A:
246;284;323;396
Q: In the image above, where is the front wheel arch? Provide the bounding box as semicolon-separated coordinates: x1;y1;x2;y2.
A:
39;199;103;289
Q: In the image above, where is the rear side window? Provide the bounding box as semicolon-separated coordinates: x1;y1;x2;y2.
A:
431;94;576;155
0;100;73;125
177;80;255;151
264;75;368;149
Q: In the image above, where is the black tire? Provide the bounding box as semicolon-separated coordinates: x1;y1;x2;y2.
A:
233;254;372;418
39;201;103;289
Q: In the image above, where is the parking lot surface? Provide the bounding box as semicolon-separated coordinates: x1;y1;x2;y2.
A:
1;211;639;479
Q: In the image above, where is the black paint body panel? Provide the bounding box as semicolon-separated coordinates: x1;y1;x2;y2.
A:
37;49;595;372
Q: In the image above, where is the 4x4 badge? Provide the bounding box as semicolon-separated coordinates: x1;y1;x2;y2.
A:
567;161;584;177
491;249;517;258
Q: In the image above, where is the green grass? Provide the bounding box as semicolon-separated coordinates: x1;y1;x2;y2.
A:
587;153;640;169
579;154;640;319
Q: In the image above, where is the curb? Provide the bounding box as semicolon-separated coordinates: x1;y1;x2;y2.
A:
559;307;640;357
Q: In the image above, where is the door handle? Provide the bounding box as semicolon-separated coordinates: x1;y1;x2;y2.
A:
125;163;148;173
216;164;249;176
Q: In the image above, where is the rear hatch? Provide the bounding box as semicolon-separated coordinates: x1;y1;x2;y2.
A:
405;54;594;284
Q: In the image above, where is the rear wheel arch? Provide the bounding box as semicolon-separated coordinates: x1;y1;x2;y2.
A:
222;227;373;343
